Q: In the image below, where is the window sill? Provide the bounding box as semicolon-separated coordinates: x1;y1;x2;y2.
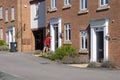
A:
0;18;3;20
48;8;57;13
11;19;15;22
63;41;72;45
79;50;88;53
97;5;110;11
5;21;9;23
78;10;89;15
62;5;71;9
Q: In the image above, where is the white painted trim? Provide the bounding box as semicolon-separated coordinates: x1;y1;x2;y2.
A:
50;17;62;51
90;18;109;62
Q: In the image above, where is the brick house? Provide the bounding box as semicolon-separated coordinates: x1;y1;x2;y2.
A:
0;0;32;52
46;0;120;66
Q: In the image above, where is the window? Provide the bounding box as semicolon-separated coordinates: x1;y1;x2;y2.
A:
5;9;8;22
0;6;3;19
80;30;87;50
64;24;71;41
100;0;108;6
51;0;56;9
0;28;3;39
64;0;71;5
80;0;88;10
35;2;40;18
11;7;15;20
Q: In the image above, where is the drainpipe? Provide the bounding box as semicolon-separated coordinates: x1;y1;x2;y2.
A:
20;0;23;52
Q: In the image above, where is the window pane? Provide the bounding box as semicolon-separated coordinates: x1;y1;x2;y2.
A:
11;7;15;20
65;24;71;41
105;0;108;4
82;37;84;49
85;0;87;8
81;0;84;9
69;28;71;40
85;38;87;49
52;0;56;8
66;30;67;40
101;0;104;5
0;7;2;18
6;9;8;22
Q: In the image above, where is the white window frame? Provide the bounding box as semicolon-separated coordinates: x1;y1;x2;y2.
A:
51;0;56;9
100;0;108;6
80;0;88;10
80;30;87;50
0;6;3;19
0;28;3;39
11;7;15;20
5;9;8;22
64;0;71;6
64;24;71;41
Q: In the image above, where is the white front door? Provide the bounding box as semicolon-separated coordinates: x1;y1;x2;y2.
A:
90;18;109;62
50;17;62;51
8;26;15;49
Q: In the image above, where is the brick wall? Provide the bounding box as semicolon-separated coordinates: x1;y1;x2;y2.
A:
46;0;120;66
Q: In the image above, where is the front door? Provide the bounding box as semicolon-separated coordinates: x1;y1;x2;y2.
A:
96;31;104;62
53;24;59;49
33;30;44;50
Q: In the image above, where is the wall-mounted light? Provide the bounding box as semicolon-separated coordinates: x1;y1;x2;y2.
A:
105;34;110;40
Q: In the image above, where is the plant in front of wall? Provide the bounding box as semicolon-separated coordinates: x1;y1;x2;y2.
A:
0;40;9;51
48;45;78;61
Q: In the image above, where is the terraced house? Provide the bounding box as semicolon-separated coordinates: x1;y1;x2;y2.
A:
0;0;32;52
46;0;120;66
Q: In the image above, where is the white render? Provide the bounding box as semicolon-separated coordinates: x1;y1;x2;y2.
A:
50;17;62;51
90;18;109;62
30;1;46;29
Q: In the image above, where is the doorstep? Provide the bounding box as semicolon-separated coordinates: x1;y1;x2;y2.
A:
68;64;88;68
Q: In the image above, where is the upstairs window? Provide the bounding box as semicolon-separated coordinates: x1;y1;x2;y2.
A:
0;6;3;19
51;0;56;9
11;7;15;21
100;0;108;6
5;9;8;22
64;0;71;5
80;30;87;50
64;24;71;41
80;0;88;10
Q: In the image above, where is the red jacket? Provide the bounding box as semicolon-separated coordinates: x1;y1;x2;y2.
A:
44;37;51;48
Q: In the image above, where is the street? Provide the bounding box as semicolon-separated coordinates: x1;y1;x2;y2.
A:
0;53;120;80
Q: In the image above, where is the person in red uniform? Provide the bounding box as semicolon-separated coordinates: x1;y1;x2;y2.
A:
43;36;51;53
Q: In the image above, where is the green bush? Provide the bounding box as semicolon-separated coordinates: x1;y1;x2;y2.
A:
0;40;7;46
87;62;101;68
0;46;9;51
62;55;89;64
49;45;78;60
101;60;116;68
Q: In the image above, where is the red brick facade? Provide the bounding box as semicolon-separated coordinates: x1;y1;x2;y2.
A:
0;0;33;52
46;0;120;66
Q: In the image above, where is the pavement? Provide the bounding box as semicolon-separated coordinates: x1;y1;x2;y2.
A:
0;52;120;80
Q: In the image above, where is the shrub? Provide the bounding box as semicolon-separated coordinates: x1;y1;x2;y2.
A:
0;40;7;46
0;46;9;51
87;62;101;68
62;55;89;64
49;45;78;60
101;60;116;68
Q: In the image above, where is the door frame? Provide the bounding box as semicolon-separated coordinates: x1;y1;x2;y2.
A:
50;17;62;51
90;18;109;62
